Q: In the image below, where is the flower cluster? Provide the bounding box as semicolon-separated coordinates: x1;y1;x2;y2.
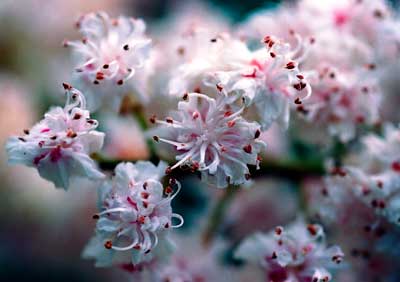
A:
4;1;400;281
83;161;183;267
235;218;344;282
6;84;104;189
343;124;400;225
152;92;265;188
64;11;152;111
238;0;398;142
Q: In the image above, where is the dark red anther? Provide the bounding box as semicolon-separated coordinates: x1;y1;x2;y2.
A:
293;82;307;91
92;214;100;219
153;136;159;142
117;80;124;85
96;72;105;80
216;83;223;92
307;224;318;236
245;173;251;180
123;44;129;51
138;215;146;224
227;121;236;128
243;144;252;154
165;167;172;175
62;83;72;90
104;241;113;249
294;97;302;104
286;61;296;69
275;227;283;235
254;129;261;139
391;161;400;172
165;186;173;194
182;92;189;100
224;111;232;117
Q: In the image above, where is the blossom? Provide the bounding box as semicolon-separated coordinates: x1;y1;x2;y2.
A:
82;161;183;267
167;28;312;130
5;84;104;190
152;92;266;188
344;124;400;226
249;33;312;129
64;11;152;111
152;236;233;282
301;63;381;142
235;218;344;282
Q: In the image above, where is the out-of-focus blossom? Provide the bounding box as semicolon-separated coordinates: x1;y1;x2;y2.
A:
344;124;400;225
102;115;149;160
167;28;312;130
302;63;381;142
149;236;234;282
65;11;152;111
152;92;265;188
83;161;183;267
6;84;104;189
0;0;127;46
235;218;344;282
226;180;297;242
305;174;400;282
239;0;396;141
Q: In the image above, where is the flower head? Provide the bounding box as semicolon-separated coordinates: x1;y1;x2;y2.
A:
64;11;152;111
250;33;312;129
83;161;183;267
6;83;104;189
235;218;344;282
152;92;265;188
345;124;400;225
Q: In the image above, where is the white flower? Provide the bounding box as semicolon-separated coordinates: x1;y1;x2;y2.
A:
152;92;266;188
345;124;400;225
82;161;183;267
249;33;312;129
64;11;152;111
302;63;381;142
168;29;312;130
235;218;344;282
167;30;253;97
5;84;104;190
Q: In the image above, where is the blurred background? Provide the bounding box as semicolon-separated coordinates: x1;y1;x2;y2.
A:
1;0;400;281
0;1;286;281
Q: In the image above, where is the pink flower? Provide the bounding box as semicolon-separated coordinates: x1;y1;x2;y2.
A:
152;92;265;188
6;84;104;189
235;218;344;282
64;11;152;111
83;161;183;267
